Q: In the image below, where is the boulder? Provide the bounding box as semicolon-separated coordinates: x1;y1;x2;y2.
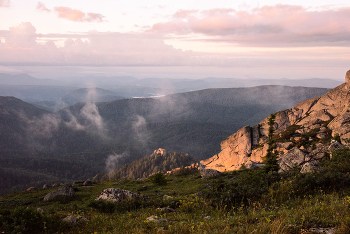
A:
308;143;327;160
244;160;265;169
44;184;75;201
157;207;175;213
163;195;173;200
316;133;327;139
278;148;307;172
328;140;344;152
300;162;320;173
42;184;50;190
83;180;92;186
37;208;44;214
146;216;168;222
95;188;145;202
62;215;88;226
199;168;221;179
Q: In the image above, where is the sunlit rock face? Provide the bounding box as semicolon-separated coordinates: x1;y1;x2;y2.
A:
201;70;350;172
346;70;350;89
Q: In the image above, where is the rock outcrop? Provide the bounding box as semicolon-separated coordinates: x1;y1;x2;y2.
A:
95;188;146;202
201;70;350;172
199;168;221;179
44;184;75;201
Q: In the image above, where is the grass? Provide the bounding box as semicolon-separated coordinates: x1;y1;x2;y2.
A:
2;149;350;233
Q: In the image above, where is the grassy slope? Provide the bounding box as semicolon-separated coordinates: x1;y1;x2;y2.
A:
2;152;350;234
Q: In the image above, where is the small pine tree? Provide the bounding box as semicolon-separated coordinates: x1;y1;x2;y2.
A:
149;172;167;185
263;113;279;173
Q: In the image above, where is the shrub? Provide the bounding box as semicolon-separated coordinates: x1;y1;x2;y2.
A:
149;172;167;185
172;166;199;176
0;207;46;234
88;200;116;213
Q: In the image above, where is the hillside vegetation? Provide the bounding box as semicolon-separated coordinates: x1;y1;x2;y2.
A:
1;147;350;233
0;86;330;195
95;150;198;182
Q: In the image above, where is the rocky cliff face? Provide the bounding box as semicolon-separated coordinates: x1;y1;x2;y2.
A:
201;70;350;172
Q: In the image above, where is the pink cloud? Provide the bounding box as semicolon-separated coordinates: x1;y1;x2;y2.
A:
173;9;198;19
0;0;10;7
54;6;105;22
0;22;349;71
37;2;50;12
0;22;191;66
151;5;350;46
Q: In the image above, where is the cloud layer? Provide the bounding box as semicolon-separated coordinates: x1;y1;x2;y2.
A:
0;22;190;66
54;7;105;22
36;2;105;22
0;0;10;7
1;4;350;69
151;5;350;46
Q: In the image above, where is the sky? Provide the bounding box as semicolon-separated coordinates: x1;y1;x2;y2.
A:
0;0;349;80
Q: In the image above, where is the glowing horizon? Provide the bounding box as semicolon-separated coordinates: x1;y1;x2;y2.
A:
0;0;349;80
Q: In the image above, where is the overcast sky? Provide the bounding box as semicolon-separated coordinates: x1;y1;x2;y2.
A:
0;0;349;80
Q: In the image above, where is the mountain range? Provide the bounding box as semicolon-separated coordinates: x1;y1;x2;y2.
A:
0;84;331;194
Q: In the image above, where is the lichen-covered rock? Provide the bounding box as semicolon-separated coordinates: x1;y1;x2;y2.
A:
95;188;145;202
328;140;344;152
300;162;320;173
278;148;307;172
146;216;168;222
199;168;221;179
157;207;175;213
244;160;265;169
62;215;88;226
44;184;75;201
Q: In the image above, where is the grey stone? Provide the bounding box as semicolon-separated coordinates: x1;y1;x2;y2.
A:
44;184;75;201
320;127;327;132
316;133;327;139
199;168;221;179
276;142;293;150
163;195;173;200
244;160;265;169
300;161;320;173
278;148;307;172
42;184;50;190
146;216;168;222
308;227;335;234
328;141;344;152
37;208;44;213
309;124;321;129
95;188;145;202
295;128;308;134
62;215;88;226
157;207;175;213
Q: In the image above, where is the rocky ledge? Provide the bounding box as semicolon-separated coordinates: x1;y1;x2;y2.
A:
201;70;350;173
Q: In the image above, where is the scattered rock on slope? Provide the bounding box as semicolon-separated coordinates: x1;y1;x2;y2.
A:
44;184;75;201
95;188;146;202
199;168;221;179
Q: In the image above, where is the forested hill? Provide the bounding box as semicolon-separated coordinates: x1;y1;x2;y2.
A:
0;85;330;194
94;150;198;182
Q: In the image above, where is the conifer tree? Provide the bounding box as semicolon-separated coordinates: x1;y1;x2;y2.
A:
263;113;279;173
